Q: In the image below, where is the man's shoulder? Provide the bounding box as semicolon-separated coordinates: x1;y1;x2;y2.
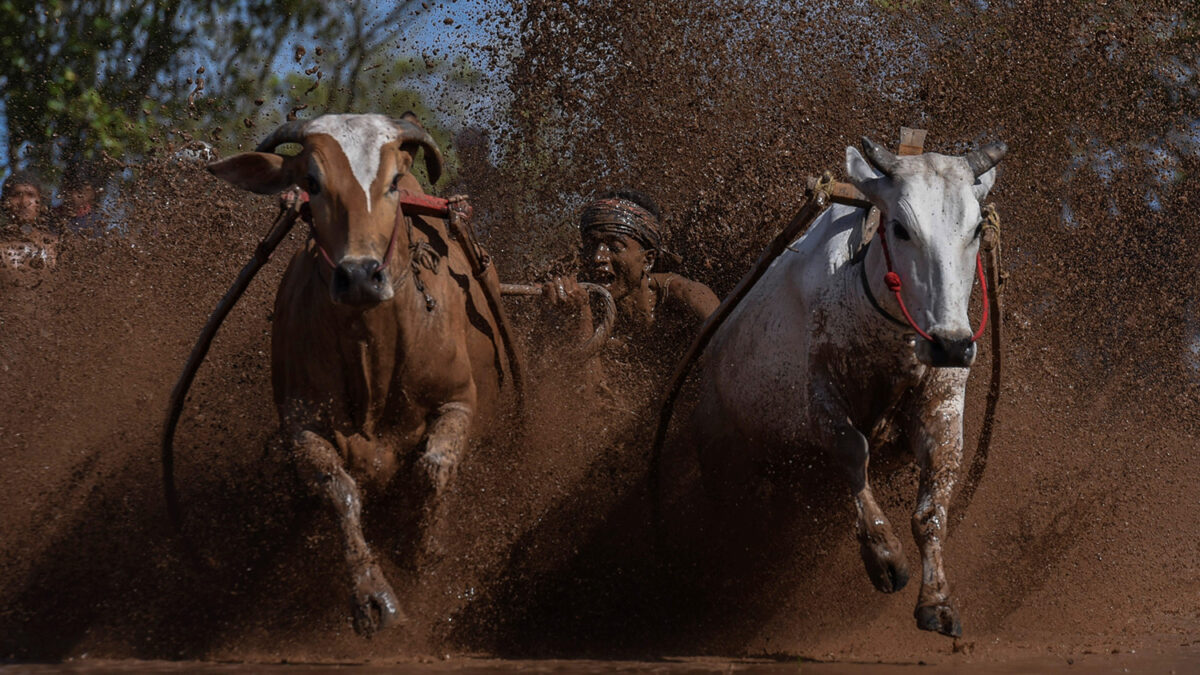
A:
653;272;720;320
652;271;709;292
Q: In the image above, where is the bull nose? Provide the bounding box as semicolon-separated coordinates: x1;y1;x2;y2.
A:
927;333;976;368
331;258;390;306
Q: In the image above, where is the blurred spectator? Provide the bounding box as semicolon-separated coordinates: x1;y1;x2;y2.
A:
0;171;48;231
56;168;106;237
1;171;58;270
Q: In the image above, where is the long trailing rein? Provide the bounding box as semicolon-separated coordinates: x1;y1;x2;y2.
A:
950;204;1003;530
647;175;836;526
162;196;306;538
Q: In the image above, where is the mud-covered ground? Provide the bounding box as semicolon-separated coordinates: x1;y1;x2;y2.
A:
2;0;1199;668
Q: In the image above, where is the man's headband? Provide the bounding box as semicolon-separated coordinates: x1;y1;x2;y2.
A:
580;198;682;265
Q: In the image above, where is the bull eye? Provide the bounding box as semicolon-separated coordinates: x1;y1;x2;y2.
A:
306;174;321;196
892;221;911;241
389;172;402;193
974;221;984;240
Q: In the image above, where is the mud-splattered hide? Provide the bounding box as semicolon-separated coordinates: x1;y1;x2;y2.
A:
205;113;513;635
689;138;1006;638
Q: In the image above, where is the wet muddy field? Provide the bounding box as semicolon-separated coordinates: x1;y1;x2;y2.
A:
3;0;1199;670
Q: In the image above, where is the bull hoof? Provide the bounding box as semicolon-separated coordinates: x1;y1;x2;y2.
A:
859;539;909;593
915;602;962;637
351;563;404;637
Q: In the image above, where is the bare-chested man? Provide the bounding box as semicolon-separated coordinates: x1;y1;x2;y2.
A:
541;190;719;391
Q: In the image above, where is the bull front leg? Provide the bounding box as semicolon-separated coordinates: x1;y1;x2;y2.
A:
823;413;910;594
291;428;403;635
411;401;473;564
907;371;968;637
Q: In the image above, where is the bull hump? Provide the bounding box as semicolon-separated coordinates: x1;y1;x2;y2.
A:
307;114;400;213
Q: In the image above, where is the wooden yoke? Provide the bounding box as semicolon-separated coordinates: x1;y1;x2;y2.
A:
807;127;927;255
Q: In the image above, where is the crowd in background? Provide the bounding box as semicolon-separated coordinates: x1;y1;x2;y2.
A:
0;166;110;272
0;167;107;238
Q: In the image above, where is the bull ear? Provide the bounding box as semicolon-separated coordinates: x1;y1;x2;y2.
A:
207;152;298;195
845;146;889;202
972;167;997;202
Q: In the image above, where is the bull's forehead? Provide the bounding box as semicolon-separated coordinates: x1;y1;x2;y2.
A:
307;114;400;212
891;154;977;229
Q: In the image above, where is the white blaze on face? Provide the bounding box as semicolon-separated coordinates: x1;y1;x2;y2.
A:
306;114;400;213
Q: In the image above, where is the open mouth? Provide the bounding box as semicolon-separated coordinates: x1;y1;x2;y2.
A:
584;266;616;286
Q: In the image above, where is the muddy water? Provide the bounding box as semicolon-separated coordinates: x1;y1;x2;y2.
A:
3;0;1199;668
6;646;1200;673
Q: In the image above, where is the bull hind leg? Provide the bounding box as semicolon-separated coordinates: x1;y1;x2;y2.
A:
830;421;910;594
292;429;403;635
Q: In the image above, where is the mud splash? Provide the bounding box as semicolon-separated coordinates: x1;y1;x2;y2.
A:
2;0;1199;666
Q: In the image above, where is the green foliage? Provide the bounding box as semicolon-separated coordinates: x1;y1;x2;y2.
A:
0;0;189;175
0;0;461;189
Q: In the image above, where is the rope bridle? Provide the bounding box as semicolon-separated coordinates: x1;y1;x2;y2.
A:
865;217;990;343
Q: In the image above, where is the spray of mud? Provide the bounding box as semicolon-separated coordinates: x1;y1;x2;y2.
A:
2;0;1198;665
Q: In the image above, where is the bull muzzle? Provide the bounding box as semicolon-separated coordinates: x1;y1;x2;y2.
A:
917;331;976;368
331;257;394;307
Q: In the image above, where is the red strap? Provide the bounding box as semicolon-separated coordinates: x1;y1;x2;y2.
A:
878;226;988;343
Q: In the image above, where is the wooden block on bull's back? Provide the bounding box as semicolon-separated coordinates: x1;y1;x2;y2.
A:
806;176;873;209
898;126;927;156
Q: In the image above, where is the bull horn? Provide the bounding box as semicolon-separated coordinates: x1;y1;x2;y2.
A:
254;120;311;153
860;136;900;177
391;114;444;186
966;141;1008;177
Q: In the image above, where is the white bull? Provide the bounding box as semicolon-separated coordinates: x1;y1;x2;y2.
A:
690;138;1007;637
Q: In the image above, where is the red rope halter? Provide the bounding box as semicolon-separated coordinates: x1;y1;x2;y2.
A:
876;224;989;343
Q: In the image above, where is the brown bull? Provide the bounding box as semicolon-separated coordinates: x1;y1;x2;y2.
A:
207;113;517;634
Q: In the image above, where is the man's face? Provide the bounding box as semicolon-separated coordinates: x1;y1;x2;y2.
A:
581;231;654;300
64;184;96;216
3;183;41;225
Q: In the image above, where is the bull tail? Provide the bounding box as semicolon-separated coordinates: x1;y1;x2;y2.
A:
162;200;303;552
